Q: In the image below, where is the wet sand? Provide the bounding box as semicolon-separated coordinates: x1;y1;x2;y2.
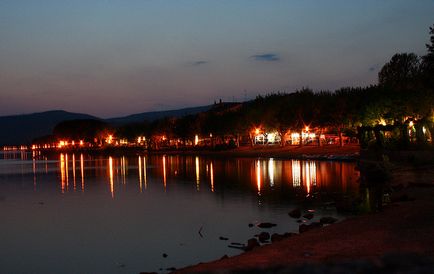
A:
173;161;434;273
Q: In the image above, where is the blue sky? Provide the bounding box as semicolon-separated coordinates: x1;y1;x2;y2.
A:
0;0;433;117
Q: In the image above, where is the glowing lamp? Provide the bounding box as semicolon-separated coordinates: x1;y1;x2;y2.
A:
194;134;199;146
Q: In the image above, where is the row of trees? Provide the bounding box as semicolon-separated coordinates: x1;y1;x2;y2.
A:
40;24;434;150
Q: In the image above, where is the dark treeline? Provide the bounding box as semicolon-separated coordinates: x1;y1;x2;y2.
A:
42;24;434;150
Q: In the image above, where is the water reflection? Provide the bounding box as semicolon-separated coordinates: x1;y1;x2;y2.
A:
60;154;66;193
292;160;301;187
108;157;114;198
195;156;200;191
72;154;76;191
80;154;84;192
210;161;214;192
32;156;37;191
121;156;126;185
143;156;147;189
268;158;275;187
16;154;359;201
162;155;167;190
138;156;143;192
256;160;261;195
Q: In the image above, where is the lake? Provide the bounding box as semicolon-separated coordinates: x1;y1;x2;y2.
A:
0;151;360;274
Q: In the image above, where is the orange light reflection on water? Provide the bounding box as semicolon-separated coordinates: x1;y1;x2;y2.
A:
32;156;37;191
292;160;301;187
268;158;274;187
60;154;65;193
121;156;127;185
256;160;261;195
72;154;76;191
138;156;143;192
80;154;84;192
65;154;69;191
162;155;167;190
143;156;147;190
195;156;200;191
109;157;114;198
51;155;356;198
210;161;214;192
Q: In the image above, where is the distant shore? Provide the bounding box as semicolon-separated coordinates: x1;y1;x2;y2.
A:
171;159;434;274
37;144;360;161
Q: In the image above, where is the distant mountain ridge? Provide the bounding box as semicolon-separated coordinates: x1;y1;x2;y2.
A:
106;105;213;125
0;105;214;146
0;110;99;146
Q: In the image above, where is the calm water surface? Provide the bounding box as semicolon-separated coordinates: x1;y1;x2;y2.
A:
0;151;360;274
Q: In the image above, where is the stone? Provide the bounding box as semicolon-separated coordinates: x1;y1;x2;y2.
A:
288;208;301;218
299;222;323;233
219;236;229;241
228;244;245;250
162;253;168;258
245;238;260;251
320;216;338;224
303;213;314;220
248;223;254;227
257;232;270;243
257;222;277;228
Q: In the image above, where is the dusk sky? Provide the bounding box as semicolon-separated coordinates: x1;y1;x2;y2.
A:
1;0;433;118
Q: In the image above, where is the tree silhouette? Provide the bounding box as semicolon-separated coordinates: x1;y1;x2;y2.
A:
378;53;421;89
422;24;434;88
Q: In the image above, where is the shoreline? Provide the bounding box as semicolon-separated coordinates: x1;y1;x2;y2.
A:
35;144;360;161
171;160;434;274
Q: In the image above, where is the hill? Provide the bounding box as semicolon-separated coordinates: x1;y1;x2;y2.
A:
0;110;99;146
106;105;213;125
0;105;215;146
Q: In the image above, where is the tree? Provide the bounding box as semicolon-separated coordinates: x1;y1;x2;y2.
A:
53;119;109;143
378;53;421;89
421;24;434;88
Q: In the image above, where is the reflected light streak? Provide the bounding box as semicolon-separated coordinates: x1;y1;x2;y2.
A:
80;154;84;192
256;160;261;195
210;161;214;192
292;160;301;187
195;156;200;191
65;154;69;191
138;156;143;192
109;157;114;198
268;158;274;187
32;157;37;191
309;162;317;186
143;156;147;190
162;155;167;190
72;154;76;191
304;162;311;194
121;156;126;185
60;154;65;193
